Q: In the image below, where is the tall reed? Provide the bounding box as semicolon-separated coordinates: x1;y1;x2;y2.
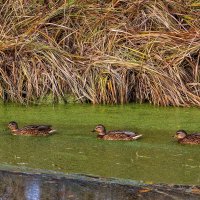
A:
0;0;199;105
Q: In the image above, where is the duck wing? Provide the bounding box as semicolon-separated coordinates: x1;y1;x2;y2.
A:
104;131;142;140
23;125;52;130
192;133;200;136
107;130;137;136
188;134;200;139
37;125;52;131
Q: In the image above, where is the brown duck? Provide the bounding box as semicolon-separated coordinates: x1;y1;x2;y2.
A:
8;121;56;136
92;124;142;141
174;130;200;145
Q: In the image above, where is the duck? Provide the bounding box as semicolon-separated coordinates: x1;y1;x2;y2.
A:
92;124;142;141
174;130;200;144
8;121;56;136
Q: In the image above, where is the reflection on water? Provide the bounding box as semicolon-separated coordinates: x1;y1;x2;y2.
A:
0;170;199;200
0;104;200;185
25;179;40;200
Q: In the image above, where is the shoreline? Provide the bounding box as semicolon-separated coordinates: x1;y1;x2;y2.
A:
0;166;199;199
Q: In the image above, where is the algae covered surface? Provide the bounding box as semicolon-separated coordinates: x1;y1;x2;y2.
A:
0;104;199;185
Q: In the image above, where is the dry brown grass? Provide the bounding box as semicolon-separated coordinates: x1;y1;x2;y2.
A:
0;0;200;105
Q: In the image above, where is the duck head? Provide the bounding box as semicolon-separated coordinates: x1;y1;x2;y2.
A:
175;130;187;139
92;124;106;135
8;121;18;131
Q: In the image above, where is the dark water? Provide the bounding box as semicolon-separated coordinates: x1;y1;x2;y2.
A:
0;170;199;200
0;104;199;185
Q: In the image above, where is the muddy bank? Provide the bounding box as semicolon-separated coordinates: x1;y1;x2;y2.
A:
0;169;199;200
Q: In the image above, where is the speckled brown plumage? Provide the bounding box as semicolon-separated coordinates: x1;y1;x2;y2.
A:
8;121;56;136
178;134;200;144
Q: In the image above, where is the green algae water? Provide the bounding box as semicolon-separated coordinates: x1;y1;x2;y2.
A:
0;104;199;185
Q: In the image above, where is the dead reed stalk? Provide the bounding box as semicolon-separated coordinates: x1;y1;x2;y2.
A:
0;0;199;106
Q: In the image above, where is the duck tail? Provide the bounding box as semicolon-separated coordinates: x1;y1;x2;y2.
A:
49;129;56;134
132;134;142;140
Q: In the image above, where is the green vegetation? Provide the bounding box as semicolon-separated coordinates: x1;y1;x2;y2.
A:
0;0;200;105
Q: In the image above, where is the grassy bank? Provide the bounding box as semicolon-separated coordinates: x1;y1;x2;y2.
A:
0;0;199;105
